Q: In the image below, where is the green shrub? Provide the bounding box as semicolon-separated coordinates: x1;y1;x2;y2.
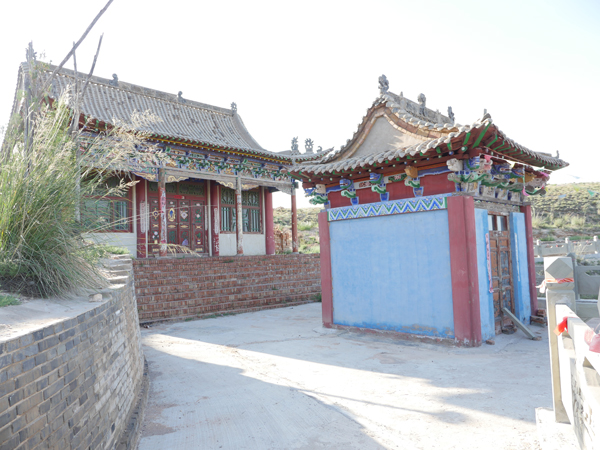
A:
0;294;20;307
0;87;160;297
298;222;315;231
571;215;586;228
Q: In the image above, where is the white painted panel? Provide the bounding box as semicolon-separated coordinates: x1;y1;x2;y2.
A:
244;234;266;255
219;233;265;256
219;234;236;256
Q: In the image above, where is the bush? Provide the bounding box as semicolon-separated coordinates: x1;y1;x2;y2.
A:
571;215;586;228
0;87;160;297
298;221;315;231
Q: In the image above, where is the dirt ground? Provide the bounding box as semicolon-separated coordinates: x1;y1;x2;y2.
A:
139;303;551;450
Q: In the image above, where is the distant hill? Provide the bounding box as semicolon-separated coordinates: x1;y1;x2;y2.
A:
529;182;600;240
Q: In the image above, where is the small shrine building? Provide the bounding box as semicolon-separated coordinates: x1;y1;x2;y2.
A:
288;75;569;346
12;64;327;258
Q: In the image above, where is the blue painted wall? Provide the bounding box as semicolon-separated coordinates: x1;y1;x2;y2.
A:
510;212;532;324
474;209;495;341
329;210;454;338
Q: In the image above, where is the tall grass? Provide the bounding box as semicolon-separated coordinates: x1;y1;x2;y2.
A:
0;91;160;297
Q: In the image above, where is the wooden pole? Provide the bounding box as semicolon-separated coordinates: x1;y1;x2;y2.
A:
236;176;243;255
264;188;275;255
158;169;167;257
210;180;220;256
291;183;299;253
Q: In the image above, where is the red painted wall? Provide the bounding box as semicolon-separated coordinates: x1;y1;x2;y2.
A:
318;211;334;327
447;196;482;347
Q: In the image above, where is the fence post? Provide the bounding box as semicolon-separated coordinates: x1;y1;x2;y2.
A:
594;236;599;254
545;256;576;423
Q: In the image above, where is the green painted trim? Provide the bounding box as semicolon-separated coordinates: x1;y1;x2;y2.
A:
485;134;498;148
447;142;452;152
462;132;471;146
435;147;441;154
472;122;491;147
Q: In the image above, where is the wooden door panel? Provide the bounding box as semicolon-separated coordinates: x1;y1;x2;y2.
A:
489;222;514;334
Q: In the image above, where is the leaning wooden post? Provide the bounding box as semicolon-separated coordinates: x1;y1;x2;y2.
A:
291;182;299;253
158;168;167;257
236;176;243;255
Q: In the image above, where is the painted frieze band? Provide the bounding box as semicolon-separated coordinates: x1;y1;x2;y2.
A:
327;194;450;222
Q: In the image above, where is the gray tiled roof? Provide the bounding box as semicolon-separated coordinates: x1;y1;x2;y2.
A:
14;63;329;162
293;90;568;174
295;117;568;175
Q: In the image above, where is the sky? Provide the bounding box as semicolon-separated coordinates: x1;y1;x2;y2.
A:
1;0;599;208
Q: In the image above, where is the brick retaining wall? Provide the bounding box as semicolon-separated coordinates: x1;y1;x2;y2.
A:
133;254;321;323
0;258;145;450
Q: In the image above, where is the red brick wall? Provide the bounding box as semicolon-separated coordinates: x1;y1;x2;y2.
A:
133;254;321;323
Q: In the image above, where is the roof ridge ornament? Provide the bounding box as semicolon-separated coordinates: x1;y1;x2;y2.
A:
448;106;455;124
378;74;389;95
482;108;492;120
109;73;118;87
291;137;299;155
305;138;314;154
231;102;237;114
177;91;186;103
418;93;426;116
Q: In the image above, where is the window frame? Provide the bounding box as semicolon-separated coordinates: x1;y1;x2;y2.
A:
219;186;262;234
82;177;133;233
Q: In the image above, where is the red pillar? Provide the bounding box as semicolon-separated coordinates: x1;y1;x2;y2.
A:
264;188;275;255
521;204;538;316
135;176;147;258
318;211;333;327
210;180;220;256
236;176;243;255
158;168;167;257
447;196;482;346
291;184;299;253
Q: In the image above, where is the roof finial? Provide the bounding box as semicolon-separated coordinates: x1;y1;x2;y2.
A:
482;109;492;120
231;102;237;113
305;138;314;154
447;106;455;124
177;91;186;103
418;93;426;116
109;74;118;87
378;74;389;95
291;137;299;155
25;42;37;62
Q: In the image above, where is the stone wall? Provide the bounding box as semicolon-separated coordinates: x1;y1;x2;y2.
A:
134;254;321;323
0;258;145;450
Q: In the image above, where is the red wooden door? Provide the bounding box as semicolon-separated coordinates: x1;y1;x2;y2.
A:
191;200;206;254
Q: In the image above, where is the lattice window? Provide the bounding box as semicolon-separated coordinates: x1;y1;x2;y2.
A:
221;187;236;232
243;190;261;233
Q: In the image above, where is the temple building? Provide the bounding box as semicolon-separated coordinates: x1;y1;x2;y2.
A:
11;64;327;258
288;75;569;346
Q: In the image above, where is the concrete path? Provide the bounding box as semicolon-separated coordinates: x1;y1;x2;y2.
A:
139;303;551;450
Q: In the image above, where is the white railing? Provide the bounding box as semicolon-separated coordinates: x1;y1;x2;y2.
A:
534;237;600;258
545;256;600;449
